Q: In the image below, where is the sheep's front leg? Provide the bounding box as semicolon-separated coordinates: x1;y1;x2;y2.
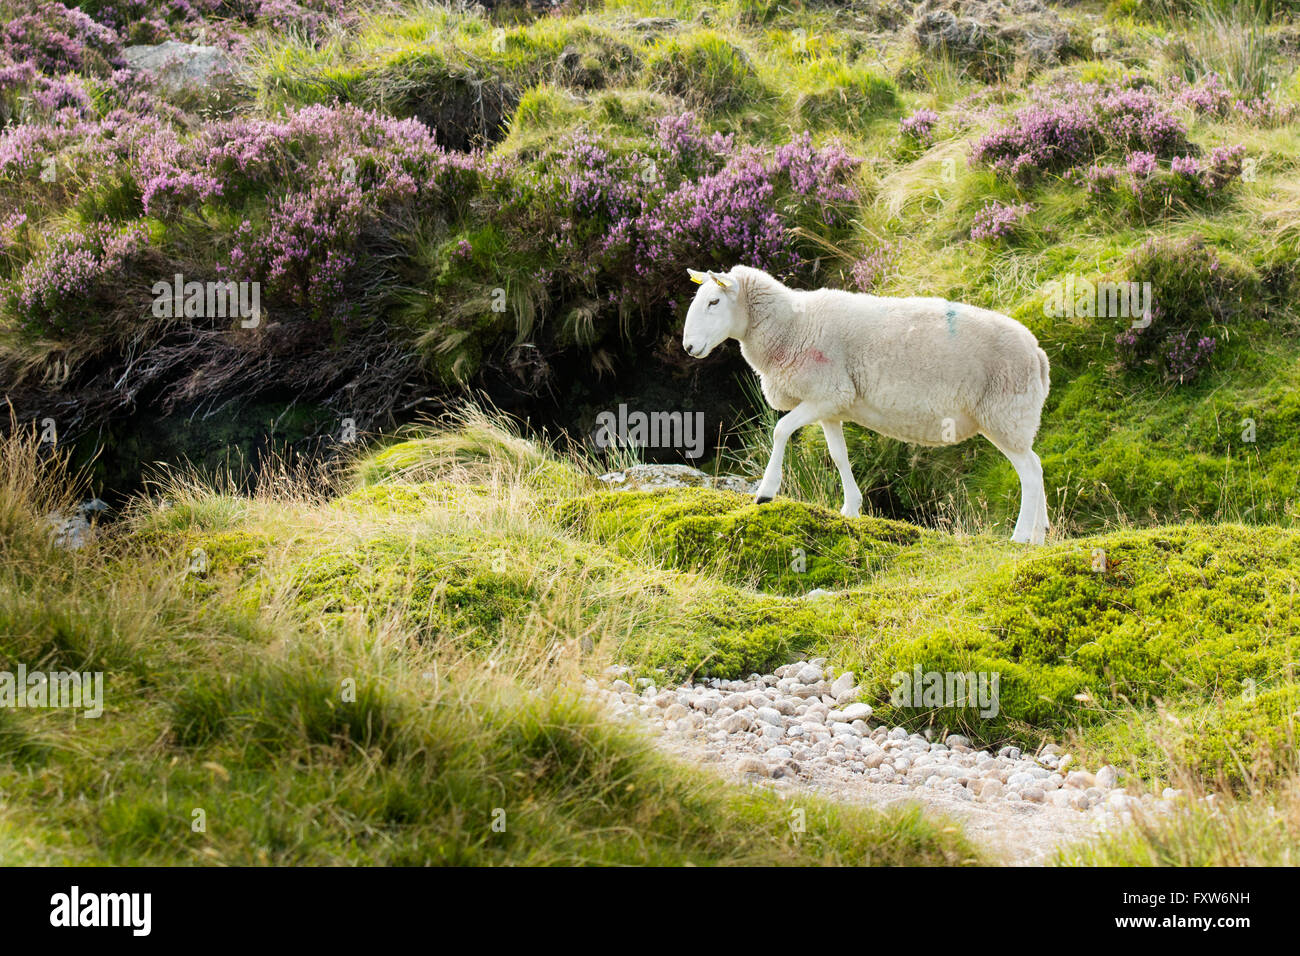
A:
754;402;826;505
821;421;862;517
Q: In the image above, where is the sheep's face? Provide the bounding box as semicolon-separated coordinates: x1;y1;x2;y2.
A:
682;269;743;359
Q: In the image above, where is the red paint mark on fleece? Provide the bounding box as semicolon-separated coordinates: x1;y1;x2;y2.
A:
767;347;830;367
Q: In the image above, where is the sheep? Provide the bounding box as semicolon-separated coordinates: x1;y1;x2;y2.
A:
681;265;1051;544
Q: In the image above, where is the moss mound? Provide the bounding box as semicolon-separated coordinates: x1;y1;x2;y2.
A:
556;488;924;594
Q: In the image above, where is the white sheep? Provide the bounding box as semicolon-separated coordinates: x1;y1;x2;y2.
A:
681;266;1050;544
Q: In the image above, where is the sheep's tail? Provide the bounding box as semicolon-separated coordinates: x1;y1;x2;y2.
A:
1035;347;1050;395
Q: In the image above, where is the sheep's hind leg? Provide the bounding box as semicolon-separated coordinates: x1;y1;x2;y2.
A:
983;432;1046;545
821;420;862;517
1003;449;1045;545
754;402;825;505
1032;449;1049;540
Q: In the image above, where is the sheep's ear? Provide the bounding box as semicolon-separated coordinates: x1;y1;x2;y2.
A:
708;270;735;292
687;268;708;284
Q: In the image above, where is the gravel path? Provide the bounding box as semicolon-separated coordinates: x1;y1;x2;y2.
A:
588;659;1189;865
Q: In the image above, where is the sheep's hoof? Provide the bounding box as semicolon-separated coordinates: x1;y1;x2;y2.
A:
754;495;773;505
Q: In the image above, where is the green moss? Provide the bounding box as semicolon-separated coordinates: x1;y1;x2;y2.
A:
856;525;1300;760
330;481;486;515
286;531;557;644
557;488;923;594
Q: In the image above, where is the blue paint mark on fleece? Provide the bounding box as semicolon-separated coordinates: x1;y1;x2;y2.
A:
944;304;958;337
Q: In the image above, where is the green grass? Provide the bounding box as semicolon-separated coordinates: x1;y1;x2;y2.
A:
6;0;1300;866
0;422;982;866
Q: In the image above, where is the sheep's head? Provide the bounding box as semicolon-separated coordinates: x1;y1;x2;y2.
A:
682;268;743;359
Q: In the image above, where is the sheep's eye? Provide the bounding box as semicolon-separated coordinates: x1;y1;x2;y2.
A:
708;298;719;307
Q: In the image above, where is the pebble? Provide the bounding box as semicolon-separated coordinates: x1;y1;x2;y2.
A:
588;661;1205;817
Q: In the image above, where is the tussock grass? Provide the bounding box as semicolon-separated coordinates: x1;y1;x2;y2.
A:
0;416;981;866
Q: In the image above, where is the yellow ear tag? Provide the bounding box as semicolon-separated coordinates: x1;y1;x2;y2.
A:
689;274;705;284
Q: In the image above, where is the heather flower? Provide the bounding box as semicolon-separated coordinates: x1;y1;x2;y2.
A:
851;240;900;292
970;200;1033;242
1114;236;1257;383
1081;163;1121;196
1168;73;1296;127
1126;151;1157;179
1159;328;1217;383
898;108;939;145
12;221;151;333
0;1;124;75
972;79;1190;181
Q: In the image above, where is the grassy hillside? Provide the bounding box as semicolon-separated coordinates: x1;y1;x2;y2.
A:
0;422;980;864
0;0;1296;536
2;0;1300;864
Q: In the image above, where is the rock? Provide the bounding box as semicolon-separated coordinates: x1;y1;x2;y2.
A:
976;779;1003;800
611;679;632;693
46;512;91;549
1108;791;1135;811
830;671;856;695
944;734;971;748
122;41;234;93
1065;770;1095;790
796;664;824;684
1096;765;1119;790
628;16;680;33
841;703;873;721
1022;787;1046;804
755;707;783;727
720;713;752;734
692;695;720;714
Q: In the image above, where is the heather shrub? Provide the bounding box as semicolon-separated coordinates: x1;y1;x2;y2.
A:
515;117;862;315
1114;236;1261;383
619;130;862;306
893;106;939;160
851;240;901;292
1079;144;1246;215
644;31;765;111
114;104;494;315
8;221;157;335
972;80;1191;181
1167;72;1296;126
969;200;1033;243
0;1;123;77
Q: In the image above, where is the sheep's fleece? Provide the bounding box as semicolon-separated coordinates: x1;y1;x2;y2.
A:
682;265;1050;544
